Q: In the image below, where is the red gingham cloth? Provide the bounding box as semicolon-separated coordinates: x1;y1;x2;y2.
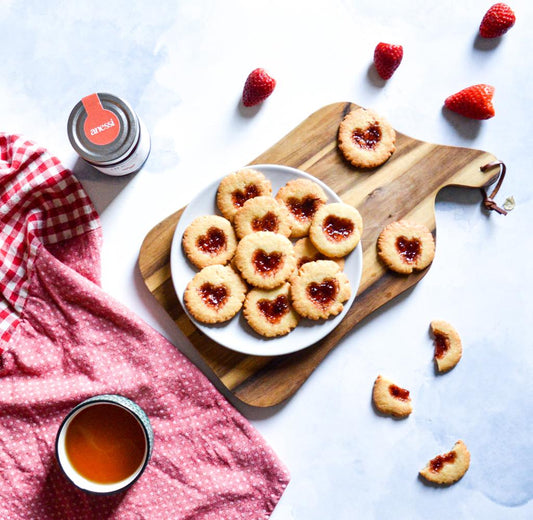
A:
0;135;289;519
0;134;99;344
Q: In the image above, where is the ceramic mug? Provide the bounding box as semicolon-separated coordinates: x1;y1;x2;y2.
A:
55;394;154;494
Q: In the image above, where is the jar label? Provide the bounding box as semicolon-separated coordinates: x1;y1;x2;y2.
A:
82;93;121;146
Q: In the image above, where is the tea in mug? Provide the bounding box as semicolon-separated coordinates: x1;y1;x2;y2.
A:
64;403;146;484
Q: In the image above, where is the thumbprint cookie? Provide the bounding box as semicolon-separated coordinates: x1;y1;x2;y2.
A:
420;441;470;485
182;215;237;269
216;168;272;222
234;231;296;289
233;196;292;239
377;220;435;274
243;282;299;337
337;107;396;168
309;202;363;258
430;320;463;373
184;264;247;324
275;178;328;238
290;260;351;320
372;375;413;418
293;237;345;271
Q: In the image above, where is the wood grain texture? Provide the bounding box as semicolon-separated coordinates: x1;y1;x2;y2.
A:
139;102;500;407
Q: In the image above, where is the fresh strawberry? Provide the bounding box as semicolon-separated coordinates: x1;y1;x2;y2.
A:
373;43;403;80
444;84;495;120
242;68;276;107
479;3;516;38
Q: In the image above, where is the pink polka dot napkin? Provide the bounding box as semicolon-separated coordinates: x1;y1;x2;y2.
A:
0;135;290;519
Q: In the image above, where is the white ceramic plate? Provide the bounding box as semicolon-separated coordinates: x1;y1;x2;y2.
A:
170;164;363;356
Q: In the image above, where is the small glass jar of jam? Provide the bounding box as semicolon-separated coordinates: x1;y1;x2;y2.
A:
67;93;151;176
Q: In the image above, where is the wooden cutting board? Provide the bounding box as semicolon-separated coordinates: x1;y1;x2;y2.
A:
139;102;504;407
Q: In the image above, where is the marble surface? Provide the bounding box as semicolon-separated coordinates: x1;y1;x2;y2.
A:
2;1;532;518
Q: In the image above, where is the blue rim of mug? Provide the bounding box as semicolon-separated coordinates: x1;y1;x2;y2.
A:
55;394;153;495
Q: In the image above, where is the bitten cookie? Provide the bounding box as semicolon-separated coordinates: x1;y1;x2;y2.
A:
337;107;396;168
182;215;237;269
234;231;296;289
243;282;299;337
216;168;272;222
420;441;471;485
309;202;363;258
293;237;345;271
184;264;247;324
377;220;435;274
372;375;413;418
233;196;292;239
275;178;328;238
430;320;463;373
290;260;351;320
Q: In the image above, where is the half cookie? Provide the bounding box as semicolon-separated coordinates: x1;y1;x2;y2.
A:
420;440;470;485
430;320;463;373
372;375;413;418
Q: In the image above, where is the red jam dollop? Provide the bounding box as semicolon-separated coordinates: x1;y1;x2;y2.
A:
395;236;421;263
429;451;457;473
323;215;354;242
434;332;450;359
307;278;338;308
253;249;283;274
199;283;228;308
258;295;289;324
252;212;278;233
232;184;259;208
388;384;410;401
287;196;321;222
351;122;381;150
196;227;226;255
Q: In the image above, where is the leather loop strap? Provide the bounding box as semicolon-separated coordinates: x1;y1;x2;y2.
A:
480;161;507;215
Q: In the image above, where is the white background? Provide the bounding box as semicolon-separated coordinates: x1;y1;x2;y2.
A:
1;1;531;518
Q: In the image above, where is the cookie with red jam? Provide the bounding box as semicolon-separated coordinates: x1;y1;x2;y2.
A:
290;260;351;320
372;375;413;418
309;202;363;258
233;195;292;239
338;108;396;168
377;220;435;274
243;282;299;337
420;441;470;485
184;264;247;324
216;168;272;222
182;215;237;269
234;231;296;289
430;320;463;373
275;178;328;238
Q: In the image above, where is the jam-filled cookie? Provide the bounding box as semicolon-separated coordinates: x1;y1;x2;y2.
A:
275;178;328;238
377;220;435;274
182;215;237;269
293;237;345;271
338;107;396;168
420;441;470;485
243;282;299;337
372;375;413;418
233;196;292;239
234;231;296;289
184;264;247;324
309;202;363;258
430;320;463;373
216;168;272;222
290;260;351;320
